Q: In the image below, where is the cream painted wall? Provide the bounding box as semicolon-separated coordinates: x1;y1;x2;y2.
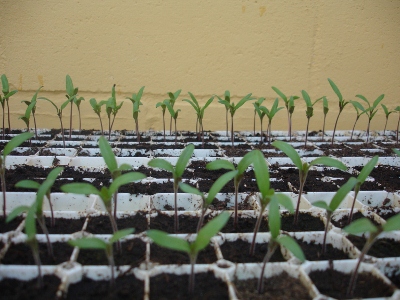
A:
0;1;399;133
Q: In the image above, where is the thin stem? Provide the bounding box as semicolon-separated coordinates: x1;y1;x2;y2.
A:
98;115;104;136
1;168;7;218
196;201;206;233
397;113;400;146
107;208;120;253
289;113;293;141
174;180;179;233
77;106;82;133
162;112;166;142
189;254;197;294
331;110;342;146
135;119;140;143
294;173;306;225
322;114;326;141
321;211;332;255
250;204;265;255
366;119;371;144
107;247;116;287
37;215;54;259
29;240;43;288
108;116;111;140
260;118;263;144
33;113;38;140
348;187;360;225
174;118;178;146
305;118;310;147
383;118;388;137
351;116;359;141
231;114;234;147
253;110;256;136
225;110;228;137
47;195;55;227
69;101;73;140
59;116;65;149
267;120;272;145
2;106;5;139
286;109;290;140
234;180;239;229
113;190;118;222
258;241;278;294
170;115;172;135
6;99;10;131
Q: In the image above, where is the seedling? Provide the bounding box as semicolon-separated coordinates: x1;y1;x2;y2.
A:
252;97;265;136
217;92;254;146
257;198;305;294
301;90;322;147
69;228;134;286
164;98;181;145
89;98;107;135
253;100;266;143
126;86;145;142
148;144;194;232
381;104;395;136
1;74;18;138
217;90;231;136
344;213;400;297
65;75;83;138
73;95;85;133
257;98;284;144
250;150;294;256
321;96;329;139
165;90;182;134
39;97;70;148
272;140;347;225
206;150;258;228
155;101;167;141
355;93;384;143
328;78;350;145
105;84;124;139
20;86;42;139
1;132;34;218
182;92;214;147
147;211;230;294
271;86;299;141
312;177;357;254
349;100;368;140
179;170;234;232
396;106;400;145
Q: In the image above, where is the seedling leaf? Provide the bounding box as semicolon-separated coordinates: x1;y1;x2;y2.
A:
383;213;400;232
3;132;34;157
343;218;378;235
69;238;108;250
277;235;305;262
272;140;302;169
148;159;174;173
147;230;190;253
175;144;194;177
110;228;135;243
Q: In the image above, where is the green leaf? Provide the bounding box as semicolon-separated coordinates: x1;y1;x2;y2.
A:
148;158;174;173
351;101;366;113
99;136;118;172
393;149;400;156
15;180;41;190
3;132;34;157
110;228;135;243
372;94;384;108
355;94;369;104
357;156;378;183
206;170;237;204
147;230;190;253
301;90;312;107
206;159;235;171
268;199;280;239
328;78;342;102
69;237;108;250
275;193;294;213
109;172;146;195
271;86;287;102
234;93;253;111
118;163;132;171
343;218;378;235
6;205;30;223
61;183;100;195
237;150;257;174
179;182;203;197
193;211;230;252
309;157;347;170
25;204;37;240
381;104;389;116
66;75;74;97
312;201;331;211
329;177;357;211
277;235;305;262
272;140;302;170
175;144;195;177
383;213;400;232
1;74;10;94
4;90;17;98
252;150;270;197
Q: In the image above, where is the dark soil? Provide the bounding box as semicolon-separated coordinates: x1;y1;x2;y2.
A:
149;271;229;299
85;213;148;234
0;275;61;300
331;211;380;228
356;165;400;192
0;216;23;233
36;217;86;234
234;272;312;300
297;240;350;261
66;275;144;300
346;235;400;257
309;268;395;299
280;212;325;231
149;213;200;233
150;244;216;264
218;215;268;233
371;206;399;219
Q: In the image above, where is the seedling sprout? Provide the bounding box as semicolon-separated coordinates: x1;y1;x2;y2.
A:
0;74;18;138
328;78;350;145
381;104;395;136
89;97;107;136
155;101;167;141
321;96;329;139
252;97;265;136
256;98;284;144
164;98;181;145
301;90;322;147
126;86;145;142
105;84;124;139
349;100;368;140
20;86;42;139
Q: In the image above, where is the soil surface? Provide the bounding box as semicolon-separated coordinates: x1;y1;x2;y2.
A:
346;235;400;257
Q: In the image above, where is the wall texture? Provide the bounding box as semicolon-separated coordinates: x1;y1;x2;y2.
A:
0;1;399;132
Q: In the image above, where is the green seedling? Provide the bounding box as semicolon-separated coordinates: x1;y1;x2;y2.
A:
20;86;42;139
394;148;400;156
312;177;357;254
344;213;400;297
396;106;400;145
69;228;134;286
252;97;265;136
165;90;181;134
354;93;385;143
271;86;299;141
73;94;85;133
65;75;83;138
349;100;368;140
253;100;266;143
183;92;214;147
89;98;107;136
272;140;347;225
257;198;305;294
381;104;395;136
321;96;329;139
61;171;145;252
7;203;43;287
250;150;294;256
217;92;254;147
164;98;181;145
179;171;234;232
126;86;145;142
217;90;231;137
147;211;230;294
155;101;167;141
348;156;378;224
1;132;34;218
105;84;124;139
257;98;284;144
39;97;70;148
301;90;323;147
148;144;194;232
1;74;18;138
206;150;258;228
328;78;351;145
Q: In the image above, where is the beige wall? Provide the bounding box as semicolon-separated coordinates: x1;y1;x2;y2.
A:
0;1;399;133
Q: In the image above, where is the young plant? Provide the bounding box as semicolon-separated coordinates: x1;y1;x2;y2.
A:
164;98;181;145
217;92;254;147
347;155;378;224
73;95;85;133
321;96;329;139
396;106;400;145
253;101;266;143
126;86;145;142
272;140;347;225
252;97;265;136
344;213;400;297
217;90;231;137
381;104;395;136
312;177;357;254
250;150;294;256
328;78;350;145
69;228;134;286
147;211;230;294
271;86;299;141
65;75;83;138
105;84;124;139
355;93;385;143
156;101;167;141
257;198;305;294
349;100;368;140
206;150;258;228
1;132;34;218
39;97;70;148
165;90;182;134
89;98;107;135
301;90;322;147
182;92;214;147
179;170;234;233
147;144;194;232
258;98;284;144
20;86;42;139
1;74;18;137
